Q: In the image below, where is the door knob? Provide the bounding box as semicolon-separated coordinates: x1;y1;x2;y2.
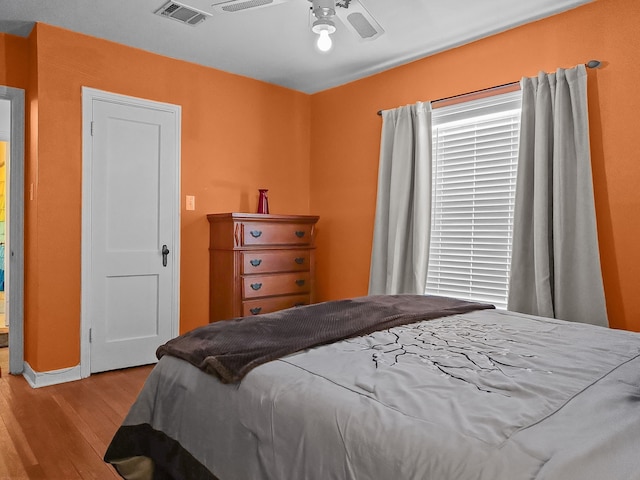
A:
162;244;170;267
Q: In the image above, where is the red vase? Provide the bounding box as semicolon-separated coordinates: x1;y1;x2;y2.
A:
257;189;269;214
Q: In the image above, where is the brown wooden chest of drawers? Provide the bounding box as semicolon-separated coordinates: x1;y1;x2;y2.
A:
207;213;319;322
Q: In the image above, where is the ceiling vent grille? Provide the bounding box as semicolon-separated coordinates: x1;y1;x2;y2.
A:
155;1;210;25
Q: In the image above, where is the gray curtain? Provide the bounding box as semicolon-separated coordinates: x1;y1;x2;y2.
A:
508;65;608;327
369;102;432;295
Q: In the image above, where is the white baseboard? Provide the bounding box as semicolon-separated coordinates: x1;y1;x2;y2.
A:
23;361;82;388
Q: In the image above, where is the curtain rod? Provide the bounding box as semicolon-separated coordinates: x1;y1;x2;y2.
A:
376;60;602;116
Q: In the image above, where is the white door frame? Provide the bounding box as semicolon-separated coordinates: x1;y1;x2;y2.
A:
0;86;25;375
81;87;181;378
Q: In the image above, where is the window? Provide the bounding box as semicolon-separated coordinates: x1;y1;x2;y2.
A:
426;90;522;309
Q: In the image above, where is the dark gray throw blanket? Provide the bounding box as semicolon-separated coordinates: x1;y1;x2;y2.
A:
157;294;494;383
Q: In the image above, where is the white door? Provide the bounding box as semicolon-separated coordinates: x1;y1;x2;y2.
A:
84;91;180;374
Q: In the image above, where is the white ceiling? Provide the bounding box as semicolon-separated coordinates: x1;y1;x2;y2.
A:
0;0;593;93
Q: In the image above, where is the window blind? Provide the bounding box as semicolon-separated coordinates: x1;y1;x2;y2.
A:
426;90;522;309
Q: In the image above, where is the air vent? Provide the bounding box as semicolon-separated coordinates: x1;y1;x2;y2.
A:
154;1;210;25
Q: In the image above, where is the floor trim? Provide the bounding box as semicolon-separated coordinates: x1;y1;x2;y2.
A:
23;361;82;388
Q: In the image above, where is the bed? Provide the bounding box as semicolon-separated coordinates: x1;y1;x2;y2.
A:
104;294;640;480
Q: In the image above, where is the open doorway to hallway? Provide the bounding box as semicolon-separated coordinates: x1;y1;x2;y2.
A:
0;85;24;377
0;99;9;374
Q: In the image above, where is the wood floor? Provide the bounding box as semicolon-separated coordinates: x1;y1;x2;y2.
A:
0;364;153;479
0;347;8;377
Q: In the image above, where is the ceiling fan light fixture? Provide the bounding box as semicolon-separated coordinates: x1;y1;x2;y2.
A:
316;29;332;52
310;0;336;20
311;18;336;35
312;18;336;52
310;0;337;52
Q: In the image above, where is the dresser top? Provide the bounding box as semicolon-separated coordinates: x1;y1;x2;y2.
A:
207;213;319;223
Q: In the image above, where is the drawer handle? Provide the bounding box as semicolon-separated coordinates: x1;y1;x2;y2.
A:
250;307;262;315
250;230;263;238
250;283;263;291
249;259;262;267
295;231;305;238
294;257;305;265
295;279;305;287
293;302;306;307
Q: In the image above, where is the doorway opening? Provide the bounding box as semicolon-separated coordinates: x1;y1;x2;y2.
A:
0;86;25;376
0;99;7;373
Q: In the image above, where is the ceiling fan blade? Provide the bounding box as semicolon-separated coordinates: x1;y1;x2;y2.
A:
210;0;292;14
335;0;384;41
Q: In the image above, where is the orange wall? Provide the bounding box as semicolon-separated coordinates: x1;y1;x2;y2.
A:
0;32;29;88
26;27;41;369
18;24;311;371
3;0;639;372
310;0;640;332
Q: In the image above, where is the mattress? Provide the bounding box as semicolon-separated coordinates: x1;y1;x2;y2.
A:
105;305;640;480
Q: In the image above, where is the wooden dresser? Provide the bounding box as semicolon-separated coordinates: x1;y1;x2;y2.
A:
207;213;320;322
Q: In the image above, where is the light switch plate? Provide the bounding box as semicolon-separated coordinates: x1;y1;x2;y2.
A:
186;195;195;211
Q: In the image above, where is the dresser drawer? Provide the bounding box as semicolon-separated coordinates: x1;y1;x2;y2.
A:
241;222;314;246
241;250;310;274
242;272;311;299
242;294;310;316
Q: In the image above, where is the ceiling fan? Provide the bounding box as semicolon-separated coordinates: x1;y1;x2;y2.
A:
310;0;384;51
155;0;384;52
